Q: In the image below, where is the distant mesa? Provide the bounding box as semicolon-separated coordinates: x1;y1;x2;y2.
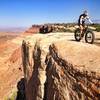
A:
0;27;26;33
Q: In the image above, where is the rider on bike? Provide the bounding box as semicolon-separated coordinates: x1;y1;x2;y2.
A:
78;10;93;34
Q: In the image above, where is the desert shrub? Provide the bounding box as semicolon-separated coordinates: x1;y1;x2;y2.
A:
4;91;17;100
91;24;100;32
53;27;74;33
63;29;74;32
95;25;100;32
95;27;100;32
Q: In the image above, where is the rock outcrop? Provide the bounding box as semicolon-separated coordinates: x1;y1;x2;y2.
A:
24;25;40;34
24;25;53;35
22;33;100;100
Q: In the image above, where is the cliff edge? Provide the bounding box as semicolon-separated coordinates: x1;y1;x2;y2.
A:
22;33;100;100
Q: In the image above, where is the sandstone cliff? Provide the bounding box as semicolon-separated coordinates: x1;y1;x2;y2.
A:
22;33;100;100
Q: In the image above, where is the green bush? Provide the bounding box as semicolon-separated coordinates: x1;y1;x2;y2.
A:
4;91;17;100
63;29;74;33
95;27;100;32
54;28;74;33
91;24;100;32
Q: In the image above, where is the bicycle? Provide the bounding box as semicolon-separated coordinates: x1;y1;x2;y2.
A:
74;25;95;44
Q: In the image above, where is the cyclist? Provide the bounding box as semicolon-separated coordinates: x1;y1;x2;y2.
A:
78;10;93;34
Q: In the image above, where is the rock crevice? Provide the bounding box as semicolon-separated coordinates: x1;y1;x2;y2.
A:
22;39;100;100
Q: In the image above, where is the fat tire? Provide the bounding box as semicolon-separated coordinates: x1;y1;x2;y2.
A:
85;31;95;44
74;28;81;41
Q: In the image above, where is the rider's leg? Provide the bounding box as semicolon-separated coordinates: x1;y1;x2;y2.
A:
79;25;83;34
82;23;85;32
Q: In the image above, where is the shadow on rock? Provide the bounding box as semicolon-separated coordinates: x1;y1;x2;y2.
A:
16;78;26;100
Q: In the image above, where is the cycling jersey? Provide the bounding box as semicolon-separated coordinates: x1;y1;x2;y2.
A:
78;14;93;26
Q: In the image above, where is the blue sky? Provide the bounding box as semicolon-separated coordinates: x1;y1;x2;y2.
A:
0;0;100;27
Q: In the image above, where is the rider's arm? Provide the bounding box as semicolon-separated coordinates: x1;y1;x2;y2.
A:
86;16;93;24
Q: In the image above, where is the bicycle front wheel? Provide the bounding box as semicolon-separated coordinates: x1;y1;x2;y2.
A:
85;31;95;44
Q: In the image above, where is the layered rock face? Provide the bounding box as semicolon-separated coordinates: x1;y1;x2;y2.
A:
22;33;100;100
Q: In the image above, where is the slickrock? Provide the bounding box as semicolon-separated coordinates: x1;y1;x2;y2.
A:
22;33;100;100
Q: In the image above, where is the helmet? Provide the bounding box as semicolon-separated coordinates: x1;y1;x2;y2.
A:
83;10;88;15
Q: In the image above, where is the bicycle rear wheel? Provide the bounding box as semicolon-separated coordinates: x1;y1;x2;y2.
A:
74;28;81;41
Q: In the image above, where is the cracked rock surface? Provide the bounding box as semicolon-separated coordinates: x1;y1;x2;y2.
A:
22;33;100;100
